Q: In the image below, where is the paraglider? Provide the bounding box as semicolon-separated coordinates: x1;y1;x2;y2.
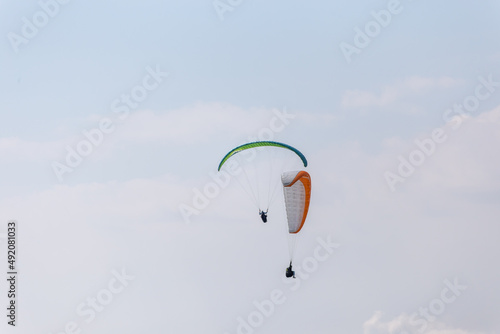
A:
218;141;307;171
285;261;295;278
218;141;307;222
259;209;268;223
217;141;311;278
281;170;311;278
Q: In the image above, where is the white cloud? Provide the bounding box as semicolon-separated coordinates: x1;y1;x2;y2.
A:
409;105;500;191
114;103;289;144
0;103;306;164
295;111;337;125
363;312;487;334
1;104;499;334
0;174;188;225
0;137;62;162
341;76;463;109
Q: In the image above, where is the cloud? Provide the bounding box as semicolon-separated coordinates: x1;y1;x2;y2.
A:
294;111;337;124
341;76;463;109
363;311;487;334
406;105;500;192
0;137;62;162
0;174;189;226
114;103;292;145
0;103;307;165
1;103;499;333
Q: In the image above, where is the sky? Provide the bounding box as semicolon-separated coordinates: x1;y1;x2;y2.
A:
0;0;499;333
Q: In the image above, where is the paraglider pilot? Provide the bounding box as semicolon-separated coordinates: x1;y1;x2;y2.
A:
259;210;268;223
286;261;295;278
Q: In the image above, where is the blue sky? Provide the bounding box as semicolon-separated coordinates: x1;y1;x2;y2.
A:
1;1;499;333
